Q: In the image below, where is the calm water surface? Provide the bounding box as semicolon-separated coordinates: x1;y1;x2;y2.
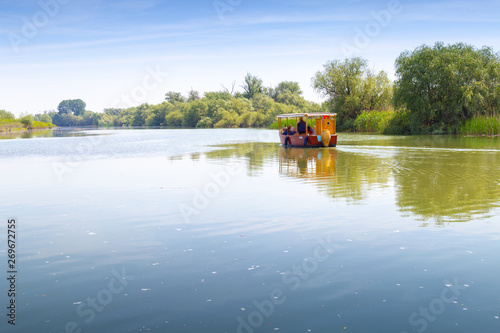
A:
1;129;500;333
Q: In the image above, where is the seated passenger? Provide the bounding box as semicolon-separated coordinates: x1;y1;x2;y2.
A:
307;125;315;135
287;125;296;135
297;117;307;134
282;127;288;135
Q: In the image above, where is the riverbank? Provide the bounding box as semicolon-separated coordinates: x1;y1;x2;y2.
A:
0;119;55;133
4;112;498;138
352;111;499;136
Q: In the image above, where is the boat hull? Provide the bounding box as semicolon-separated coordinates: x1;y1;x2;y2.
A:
279;134;337;148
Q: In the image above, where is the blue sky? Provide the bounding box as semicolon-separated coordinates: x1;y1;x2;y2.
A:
1;0;500;116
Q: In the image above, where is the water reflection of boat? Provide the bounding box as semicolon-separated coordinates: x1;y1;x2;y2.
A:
279;147;337;180
277;113;338;147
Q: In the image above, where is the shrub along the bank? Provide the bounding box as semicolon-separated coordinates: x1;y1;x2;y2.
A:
460;116;500;136
353;109;411;135
354;109;395;133
0;119;54;132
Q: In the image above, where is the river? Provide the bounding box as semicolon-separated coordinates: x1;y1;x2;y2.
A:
0;128;499;333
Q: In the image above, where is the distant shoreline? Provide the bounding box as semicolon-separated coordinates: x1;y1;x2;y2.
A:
1;126;498;140
0;126;57;134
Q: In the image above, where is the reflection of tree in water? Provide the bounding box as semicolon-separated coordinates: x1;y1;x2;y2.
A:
194;142;392;202
393;149;500;223
191;140;500;223
201;142;281;175
0;129;106;140
279;147;391;201
0;130;54;140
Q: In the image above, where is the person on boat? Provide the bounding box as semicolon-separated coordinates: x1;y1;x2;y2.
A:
307;125;315;135
297;117;307;134
282;127;288;135
287;125;296;135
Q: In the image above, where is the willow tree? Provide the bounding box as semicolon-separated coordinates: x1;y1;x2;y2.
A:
393;42;500;134
0;110;15;119
241;73;264;99
57;99;86;116
313;57;392;130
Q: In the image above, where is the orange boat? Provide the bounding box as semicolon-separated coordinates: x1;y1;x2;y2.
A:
277;113;338;148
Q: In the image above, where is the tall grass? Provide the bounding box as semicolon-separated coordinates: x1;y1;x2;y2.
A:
460;116;500;136
354;110;395;133
353;108;411;135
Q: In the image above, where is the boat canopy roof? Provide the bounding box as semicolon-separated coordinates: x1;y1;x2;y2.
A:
277;113;337;119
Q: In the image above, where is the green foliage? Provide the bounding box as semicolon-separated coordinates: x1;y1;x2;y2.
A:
394;42;500;134
276;81;302;96
20;114;34;129
241;73;264;99
131;104;152;126
267;81;304;105
269;118;297;130
81;111;99;126
460;116;500;136
10;45;500;135
383;109;411;135
98;109;126;127
252;112;268;127
165;111;183;127
51;109;99;127
265;80;310;109
0;111;53;133
24;71;381;130
1;118;54;132
51;112;81;126
231;97;252;115
352;109;411;135
104;108;123;116
204;91;232;100
182;100;208;127
34;114;53;124
0;118;21;132
214;111;241;128
98;113;116;127
354;110;394;133
196;117;213;128
32;121;54;129
117;108;135;126
58;99;86;116
240;112;255;128
313;57;393;131
145;102;173;126
0;110;15;120
274;92;308;108
165;91;186;103
187;89;201;101
251;93;273;112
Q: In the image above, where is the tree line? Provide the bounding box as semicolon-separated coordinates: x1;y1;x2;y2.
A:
36;75;322;128
16;42;500;135
0;110;54;132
